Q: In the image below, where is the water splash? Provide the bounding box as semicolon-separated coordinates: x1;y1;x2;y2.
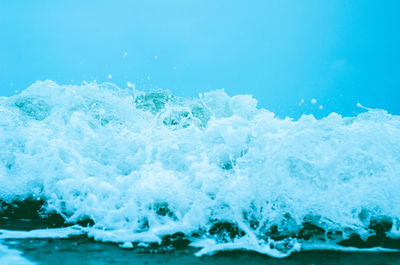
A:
0;81;399;257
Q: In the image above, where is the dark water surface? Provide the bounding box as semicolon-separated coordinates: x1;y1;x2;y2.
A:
2;237;399;265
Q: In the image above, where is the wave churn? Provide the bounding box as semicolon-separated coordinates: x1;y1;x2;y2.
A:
0;81;399;257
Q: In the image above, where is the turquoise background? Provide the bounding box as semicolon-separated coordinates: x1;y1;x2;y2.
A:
1;0;399;118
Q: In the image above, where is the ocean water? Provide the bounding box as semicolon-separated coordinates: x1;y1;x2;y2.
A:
0;243;34;265
0;81;399;260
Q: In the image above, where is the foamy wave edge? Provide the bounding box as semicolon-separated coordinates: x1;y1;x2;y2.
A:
0;80;400;257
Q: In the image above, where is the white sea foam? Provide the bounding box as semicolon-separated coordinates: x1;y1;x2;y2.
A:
190;236;301;257
301;242;399;252
0;81;399;257
0;226;84;239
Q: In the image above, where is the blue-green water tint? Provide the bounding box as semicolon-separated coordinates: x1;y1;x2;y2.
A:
0;0;399;118
1;1;400;260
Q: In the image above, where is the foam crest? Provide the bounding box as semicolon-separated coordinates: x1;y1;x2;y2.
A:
0;81;399;257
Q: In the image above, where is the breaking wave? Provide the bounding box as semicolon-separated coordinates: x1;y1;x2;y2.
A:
1;81;400;257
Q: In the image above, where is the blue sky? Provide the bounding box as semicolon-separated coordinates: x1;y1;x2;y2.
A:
0;0;399;118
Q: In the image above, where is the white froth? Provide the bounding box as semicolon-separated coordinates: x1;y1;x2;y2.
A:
0;81;399;256
0;226;84;239
190;236;301;257
301;242;399;252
